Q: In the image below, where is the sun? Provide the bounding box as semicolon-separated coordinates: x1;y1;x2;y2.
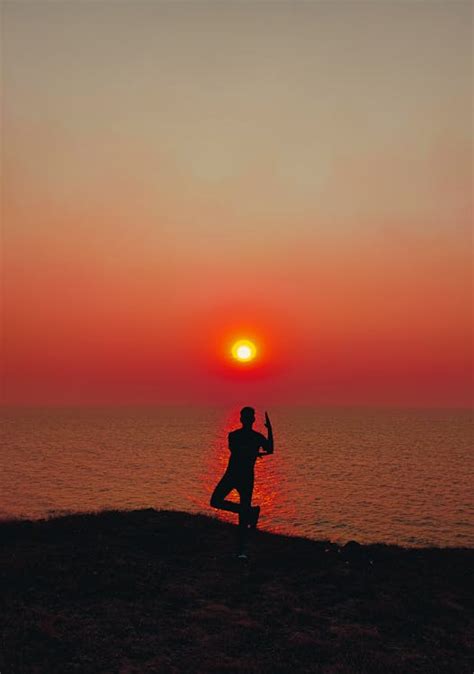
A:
231;339;257;363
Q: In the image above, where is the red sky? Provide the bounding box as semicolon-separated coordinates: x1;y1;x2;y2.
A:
2;1;472;407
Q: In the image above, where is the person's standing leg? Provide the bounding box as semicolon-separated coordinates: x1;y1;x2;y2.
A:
236;473;254;555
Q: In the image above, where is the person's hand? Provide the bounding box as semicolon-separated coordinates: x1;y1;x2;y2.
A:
264;411;272;429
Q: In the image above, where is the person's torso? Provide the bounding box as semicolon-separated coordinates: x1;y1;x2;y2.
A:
227;428;264;474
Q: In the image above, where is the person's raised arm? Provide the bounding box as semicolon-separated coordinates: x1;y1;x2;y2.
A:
265;411;274;453
258;411;274;455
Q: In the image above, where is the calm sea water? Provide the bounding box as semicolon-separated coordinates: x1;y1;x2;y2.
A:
1;406;472;547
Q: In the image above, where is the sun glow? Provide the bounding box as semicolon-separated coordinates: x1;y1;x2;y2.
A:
231;339;257;363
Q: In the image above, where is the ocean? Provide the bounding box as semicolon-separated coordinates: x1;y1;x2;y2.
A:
1;405;472;547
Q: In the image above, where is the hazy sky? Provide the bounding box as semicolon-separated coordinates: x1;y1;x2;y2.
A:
2;0;472;406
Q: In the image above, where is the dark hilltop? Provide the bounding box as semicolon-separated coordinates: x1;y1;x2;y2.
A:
1;509;473;673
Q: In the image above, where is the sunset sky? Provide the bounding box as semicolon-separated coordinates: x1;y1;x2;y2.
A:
2;0;472;407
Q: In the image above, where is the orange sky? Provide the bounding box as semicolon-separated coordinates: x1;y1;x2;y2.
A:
1;1;472;407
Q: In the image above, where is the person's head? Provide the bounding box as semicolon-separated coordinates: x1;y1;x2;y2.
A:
240;406;255;428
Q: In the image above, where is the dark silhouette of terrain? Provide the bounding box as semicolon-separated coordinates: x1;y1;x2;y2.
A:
0;509;473;673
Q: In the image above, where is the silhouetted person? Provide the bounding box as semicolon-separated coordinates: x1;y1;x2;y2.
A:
210;407;273;557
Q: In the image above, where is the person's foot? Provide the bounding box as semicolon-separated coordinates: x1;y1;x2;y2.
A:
248;505;260;528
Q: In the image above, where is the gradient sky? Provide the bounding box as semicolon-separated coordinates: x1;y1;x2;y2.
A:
2;0;472;407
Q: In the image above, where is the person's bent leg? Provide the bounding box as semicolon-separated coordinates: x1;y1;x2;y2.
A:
210;472;239;514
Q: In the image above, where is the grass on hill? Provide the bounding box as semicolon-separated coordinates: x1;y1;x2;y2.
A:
1;509;473;673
